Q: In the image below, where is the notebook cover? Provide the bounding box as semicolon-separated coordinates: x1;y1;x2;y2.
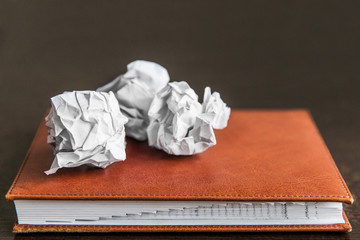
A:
6;109;353;232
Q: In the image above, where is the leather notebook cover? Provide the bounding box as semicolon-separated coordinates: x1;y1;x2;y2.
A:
6;109;353;232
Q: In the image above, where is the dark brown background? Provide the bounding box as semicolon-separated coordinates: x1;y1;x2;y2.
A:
0;0;359;239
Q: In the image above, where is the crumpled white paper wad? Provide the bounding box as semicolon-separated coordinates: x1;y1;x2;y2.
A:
45;91;128;175
202;86;231;129
97;60;169;141
147;81;230;155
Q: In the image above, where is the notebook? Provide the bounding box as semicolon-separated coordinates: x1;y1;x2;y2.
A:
6;109;353;232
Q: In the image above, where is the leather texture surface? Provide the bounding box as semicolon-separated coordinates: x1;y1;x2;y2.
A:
6;109;353;232
12;211;352;232
6;109;353;203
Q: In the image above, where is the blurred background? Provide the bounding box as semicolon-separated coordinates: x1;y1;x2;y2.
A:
0;0;359;238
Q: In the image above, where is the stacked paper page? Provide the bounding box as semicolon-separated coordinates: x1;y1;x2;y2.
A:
15;201;344;226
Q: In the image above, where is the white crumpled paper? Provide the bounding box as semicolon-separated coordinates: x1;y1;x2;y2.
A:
45;91;128;175
202;86;231;129
97;60;169;141
147;81;230;155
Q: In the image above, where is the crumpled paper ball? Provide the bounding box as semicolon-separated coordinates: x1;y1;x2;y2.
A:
97;60;170;141
45;91;128;175
147;81;228;155
202;86;231;129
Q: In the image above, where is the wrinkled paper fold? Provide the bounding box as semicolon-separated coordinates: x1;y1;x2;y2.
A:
147;81;230;155
97;60;169;141
47;61;230;168
202;86;231;129
45;91;128;175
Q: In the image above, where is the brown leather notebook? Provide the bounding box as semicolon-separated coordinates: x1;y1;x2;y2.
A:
6;109;353;232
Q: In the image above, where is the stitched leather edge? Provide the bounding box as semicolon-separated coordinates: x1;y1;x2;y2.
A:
6;110;353;204
12;223;351;233
5;111;47;201
305;110;353;203
12;212;352;233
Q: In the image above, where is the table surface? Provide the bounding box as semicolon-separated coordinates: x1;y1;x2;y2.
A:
0;0;359;239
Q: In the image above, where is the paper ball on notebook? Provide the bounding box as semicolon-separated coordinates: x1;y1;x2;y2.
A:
202;87;231;129
97;60;170;141
147;81;217;155
44;91;128;175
